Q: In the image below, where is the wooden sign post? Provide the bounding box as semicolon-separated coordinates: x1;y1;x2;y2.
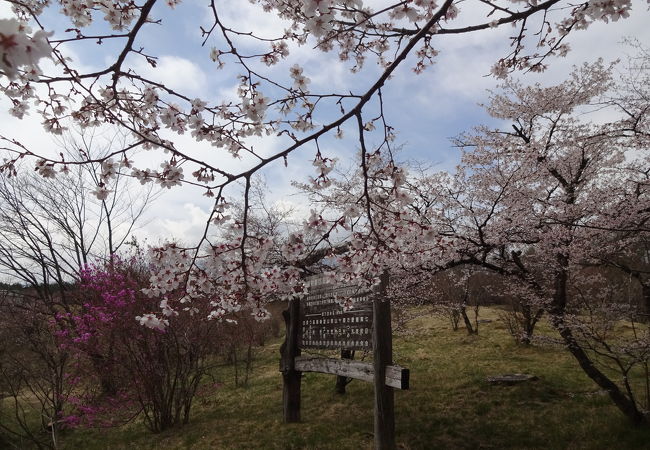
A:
279;297;301;422
280;272;408;450
373;271;395;449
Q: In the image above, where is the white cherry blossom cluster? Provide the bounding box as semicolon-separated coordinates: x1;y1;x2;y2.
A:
140;229;307;328
92;184;112;200
0;18;52;80
35;158;57;178
309;153;336;189
241;94;270;123
289;64;310;91
158;161;184;189
99;0;139;30
294;154;457;290
136;313;168;331
281;232;309;263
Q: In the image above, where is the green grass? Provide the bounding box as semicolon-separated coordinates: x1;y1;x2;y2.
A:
23;308;650;448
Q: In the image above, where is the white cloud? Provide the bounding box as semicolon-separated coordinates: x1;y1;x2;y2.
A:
215;1;292;42
0;2;13;18
197;0;357;94
392;1;650;113
129;55;208;96
140;200;211;245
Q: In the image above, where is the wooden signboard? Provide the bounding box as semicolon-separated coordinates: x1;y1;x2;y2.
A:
280;272;408;450
300;277;373;350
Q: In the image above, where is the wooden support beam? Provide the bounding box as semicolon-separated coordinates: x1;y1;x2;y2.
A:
294;356;409;390
373;271;395;450
335;349;354;394
280;298;301;423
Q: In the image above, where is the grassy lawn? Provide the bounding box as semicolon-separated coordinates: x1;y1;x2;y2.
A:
18;308;650;448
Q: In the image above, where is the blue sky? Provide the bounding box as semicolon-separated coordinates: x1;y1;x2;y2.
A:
1;0;650;244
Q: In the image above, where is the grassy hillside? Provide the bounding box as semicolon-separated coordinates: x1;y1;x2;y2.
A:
46;308;650;448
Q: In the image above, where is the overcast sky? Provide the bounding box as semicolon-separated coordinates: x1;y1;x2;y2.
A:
1;0;650;245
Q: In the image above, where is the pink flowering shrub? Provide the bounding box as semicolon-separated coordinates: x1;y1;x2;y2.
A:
54;256;223;432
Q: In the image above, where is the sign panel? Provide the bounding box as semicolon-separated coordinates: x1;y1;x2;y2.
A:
299;275;373;350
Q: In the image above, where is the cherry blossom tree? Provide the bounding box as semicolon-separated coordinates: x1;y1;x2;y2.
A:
298;47;650;423
446;56;650;424
427;266;491;335
1;0;648;323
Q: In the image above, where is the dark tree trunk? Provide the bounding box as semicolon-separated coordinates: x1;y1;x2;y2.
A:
641;282;650;319
553;314;647;425
461;306;477;335
518;303;544;345
90;352;118;396
550;263;648;426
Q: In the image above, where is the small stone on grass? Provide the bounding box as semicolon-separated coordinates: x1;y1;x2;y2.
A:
486;374;538;385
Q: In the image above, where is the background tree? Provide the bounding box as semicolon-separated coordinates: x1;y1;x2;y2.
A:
429;266;490;335
54;255;224;433
0;128;154;447
447;56;650;424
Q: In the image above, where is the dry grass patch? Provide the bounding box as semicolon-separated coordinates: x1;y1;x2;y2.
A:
3;307;646;449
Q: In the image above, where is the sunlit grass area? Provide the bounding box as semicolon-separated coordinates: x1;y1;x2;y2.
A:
5;307;649;449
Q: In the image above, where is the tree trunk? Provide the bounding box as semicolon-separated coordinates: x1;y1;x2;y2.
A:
551;263;648;426
89;352;118;396
554;316;647;425
641;282;650;319
460;306;477;335
450;309;460;331
518;303;543;345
